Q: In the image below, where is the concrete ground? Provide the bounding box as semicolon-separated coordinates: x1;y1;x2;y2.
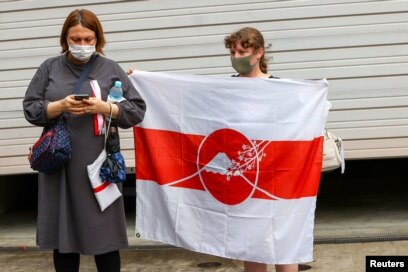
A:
1;158;408;271
1;192;407;272
1;241;408;272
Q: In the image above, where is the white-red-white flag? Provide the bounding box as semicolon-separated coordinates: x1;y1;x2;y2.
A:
130;71;329;264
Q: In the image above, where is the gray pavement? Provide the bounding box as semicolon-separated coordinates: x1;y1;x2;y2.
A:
1;241;408;271
2;161;408;271
1;194;408;272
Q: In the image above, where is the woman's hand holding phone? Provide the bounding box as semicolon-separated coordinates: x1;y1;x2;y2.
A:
73;94;89;100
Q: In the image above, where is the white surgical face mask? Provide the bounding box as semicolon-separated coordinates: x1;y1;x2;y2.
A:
68;43;96;61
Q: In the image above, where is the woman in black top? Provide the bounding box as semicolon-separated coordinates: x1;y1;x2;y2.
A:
224;27;298;272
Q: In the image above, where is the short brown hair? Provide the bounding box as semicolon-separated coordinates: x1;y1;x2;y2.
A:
224;27;268;73
60;9;105;54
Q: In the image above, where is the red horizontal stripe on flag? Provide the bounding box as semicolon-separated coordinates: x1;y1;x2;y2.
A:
134;127;323;202
135;127;205;190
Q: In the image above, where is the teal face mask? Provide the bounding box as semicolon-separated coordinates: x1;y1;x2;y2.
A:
231;55;258;74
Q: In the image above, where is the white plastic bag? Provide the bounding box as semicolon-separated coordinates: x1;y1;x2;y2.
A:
87;149;122;211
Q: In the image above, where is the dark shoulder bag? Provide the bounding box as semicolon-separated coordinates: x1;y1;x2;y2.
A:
28;55;98;174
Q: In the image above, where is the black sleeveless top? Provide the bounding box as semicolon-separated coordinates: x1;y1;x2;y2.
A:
232;74;278;79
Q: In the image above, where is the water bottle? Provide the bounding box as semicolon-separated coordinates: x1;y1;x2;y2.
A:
107;82;124;152
108;81;124;103
107;81;125;123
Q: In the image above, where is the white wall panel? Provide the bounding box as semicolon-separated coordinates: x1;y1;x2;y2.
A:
0;0;407;175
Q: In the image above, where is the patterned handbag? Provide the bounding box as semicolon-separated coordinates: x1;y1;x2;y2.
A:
27;54;98;174
28;116;71;174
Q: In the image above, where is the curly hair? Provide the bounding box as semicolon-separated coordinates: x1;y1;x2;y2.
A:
224;27;268;73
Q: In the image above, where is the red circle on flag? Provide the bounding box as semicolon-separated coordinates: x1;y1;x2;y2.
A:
197;128;259;205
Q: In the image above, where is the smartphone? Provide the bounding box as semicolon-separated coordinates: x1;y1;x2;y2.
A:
74;94;89;100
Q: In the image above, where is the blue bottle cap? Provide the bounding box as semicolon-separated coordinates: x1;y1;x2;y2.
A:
115;81;122;88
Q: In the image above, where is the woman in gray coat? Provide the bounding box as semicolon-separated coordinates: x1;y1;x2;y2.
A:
23;9;146;272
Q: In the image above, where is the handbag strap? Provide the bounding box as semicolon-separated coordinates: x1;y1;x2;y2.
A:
104;103;113;147
42;55;98;130
73;54;98;95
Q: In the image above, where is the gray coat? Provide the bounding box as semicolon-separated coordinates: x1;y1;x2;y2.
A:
23;54;146;255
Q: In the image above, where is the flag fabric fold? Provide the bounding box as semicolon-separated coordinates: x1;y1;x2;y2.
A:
130;71;329;264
